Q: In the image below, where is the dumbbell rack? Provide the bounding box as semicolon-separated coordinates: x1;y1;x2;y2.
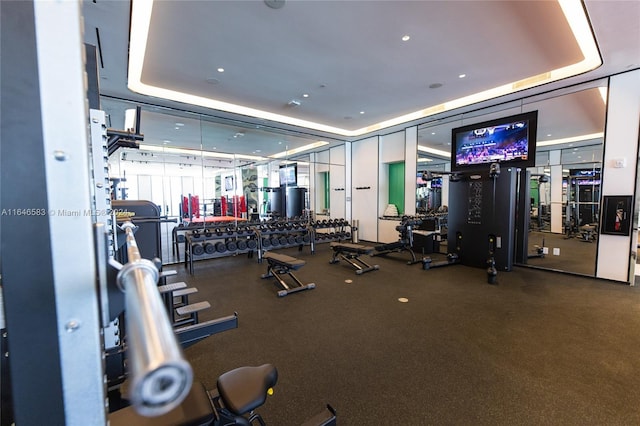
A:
184;225;259;275
255;219;312;255
310;219;352;253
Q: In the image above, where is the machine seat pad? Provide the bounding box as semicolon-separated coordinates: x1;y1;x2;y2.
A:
263;252;306;270
217;364;278;416
330;242;374;255
375;241;403;251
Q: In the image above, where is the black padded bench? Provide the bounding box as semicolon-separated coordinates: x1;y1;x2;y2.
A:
329;242;379;275
261;252;315;297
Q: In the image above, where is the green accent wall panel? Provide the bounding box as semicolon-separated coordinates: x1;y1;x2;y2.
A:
388;162;405;215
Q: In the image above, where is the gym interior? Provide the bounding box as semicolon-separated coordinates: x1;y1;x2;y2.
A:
2;1;640;425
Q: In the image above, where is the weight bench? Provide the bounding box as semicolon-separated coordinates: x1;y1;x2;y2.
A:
261;252;315;297
329;242;379;275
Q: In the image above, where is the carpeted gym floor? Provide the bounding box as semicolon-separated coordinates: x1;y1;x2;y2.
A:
167;242;640;426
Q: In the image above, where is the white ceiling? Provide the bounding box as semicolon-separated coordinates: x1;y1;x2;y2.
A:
82;0;639;160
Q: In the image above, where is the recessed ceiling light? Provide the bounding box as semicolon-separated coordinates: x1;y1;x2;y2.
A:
163;140;170;144
175;122;184;127
547;134;552;137
459;74;466;79
174;126;180;130
431;132;436;135
302;93;309;98
360;111;365;114
402;35;410;41
217;68;224;73
129;0;601;138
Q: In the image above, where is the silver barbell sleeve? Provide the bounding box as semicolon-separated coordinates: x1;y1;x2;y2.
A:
116;222;193;417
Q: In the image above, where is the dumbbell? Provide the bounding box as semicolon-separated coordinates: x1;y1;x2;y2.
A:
192;243;205;256
226;241;238;251
204;242;215;254
237;239;248;250
215;242;227;253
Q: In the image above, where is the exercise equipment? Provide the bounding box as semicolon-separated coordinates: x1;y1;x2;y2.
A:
109;364;337;426
372;217;422;265
112;222;193;416
192;243;205;256
448;167;517;271
579;224;597;242
422;253;460;270
329;242;379;275
261;252;316;297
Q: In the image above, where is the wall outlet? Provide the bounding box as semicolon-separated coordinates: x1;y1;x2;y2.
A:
614;157;627;168
542;247;549;255
553;248;560;256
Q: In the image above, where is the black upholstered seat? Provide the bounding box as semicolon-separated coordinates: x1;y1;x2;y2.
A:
263;252;306;270
216;364;278;415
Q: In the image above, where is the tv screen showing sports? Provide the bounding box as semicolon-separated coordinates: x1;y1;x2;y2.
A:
451;111;538;172
279;164;297;186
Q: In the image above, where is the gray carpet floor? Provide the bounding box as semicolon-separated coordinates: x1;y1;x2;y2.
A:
170;242;640;426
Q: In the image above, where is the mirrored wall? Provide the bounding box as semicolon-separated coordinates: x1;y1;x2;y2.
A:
101;98;346;264
416;79;607;276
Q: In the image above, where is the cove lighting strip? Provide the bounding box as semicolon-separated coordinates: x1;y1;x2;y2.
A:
269;141;329;158
138;144;266;161
129;0;601;137
418;145;451;158
536;132;604;147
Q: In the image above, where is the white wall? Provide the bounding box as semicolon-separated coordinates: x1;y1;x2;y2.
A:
596;70;640;283
405;127;418;215
549;150;564;233
352;136;379;242
330;145;346;218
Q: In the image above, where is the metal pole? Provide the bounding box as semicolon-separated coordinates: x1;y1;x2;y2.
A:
116;222;193;417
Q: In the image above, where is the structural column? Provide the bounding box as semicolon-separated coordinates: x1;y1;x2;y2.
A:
1;1;105;423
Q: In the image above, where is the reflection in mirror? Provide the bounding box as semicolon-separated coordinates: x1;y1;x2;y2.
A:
101;97;346;265
522;84;605;276
416;81;606;276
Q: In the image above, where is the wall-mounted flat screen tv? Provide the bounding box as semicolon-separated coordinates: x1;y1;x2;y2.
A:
279;163;297;186
451;111;538;172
